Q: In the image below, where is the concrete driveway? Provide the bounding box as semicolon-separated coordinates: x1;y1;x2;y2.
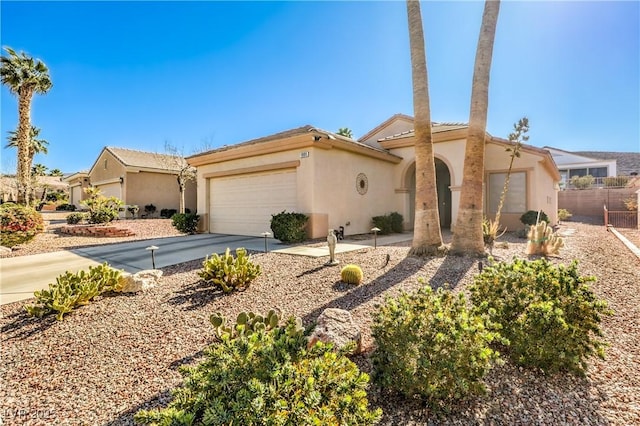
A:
0;233;287;305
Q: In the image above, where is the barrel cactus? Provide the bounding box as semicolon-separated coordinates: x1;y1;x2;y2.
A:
341;264;364;285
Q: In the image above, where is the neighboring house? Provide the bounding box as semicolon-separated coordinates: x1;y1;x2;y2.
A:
64;147;197;214
571;151;640;177
64;171;91;208
187;114;560;238
1;175;68;203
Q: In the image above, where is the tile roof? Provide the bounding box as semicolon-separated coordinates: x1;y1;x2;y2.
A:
377;122;469;141
188;125;396;159
106;147;188;172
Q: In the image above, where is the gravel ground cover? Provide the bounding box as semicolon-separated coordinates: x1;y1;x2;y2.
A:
1;218;639;425
0;213;185;258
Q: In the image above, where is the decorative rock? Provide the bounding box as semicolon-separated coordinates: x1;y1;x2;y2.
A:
119;269;163;293
307;308;362;353
0;246;12;255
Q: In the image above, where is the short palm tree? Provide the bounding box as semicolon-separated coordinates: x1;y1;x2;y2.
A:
1;46;52;205
6;125;49;177
31;163;48;176
336;127;353;138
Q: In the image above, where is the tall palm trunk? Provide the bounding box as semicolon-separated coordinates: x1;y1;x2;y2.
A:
407;0;443;256
16;87;34;205
450;0;500;256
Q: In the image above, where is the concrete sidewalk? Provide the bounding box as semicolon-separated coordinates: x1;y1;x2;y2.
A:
0;233;289;305
272;233;413;257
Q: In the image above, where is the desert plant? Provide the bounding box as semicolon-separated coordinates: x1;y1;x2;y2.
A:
0;202;45;248
603;176;630;188
525;221;564;256
371;285;502;408
569;175;595;189
519;209;549;226
371;214;393;235
210;309;281;340
160;208;177;218
143;203;156;217
24;263;122;320
135;315;382;425
470;257;612;375
199;247;261;293
623;197;638;212
558;208;573;221
482;217;506;248
270;210;308;243
81;187;122;224
341;264;364;285
66;212;86;225
171;212;199;234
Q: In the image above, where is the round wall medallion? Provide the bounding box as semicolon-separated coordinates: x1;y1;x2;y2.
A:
356;173;368;195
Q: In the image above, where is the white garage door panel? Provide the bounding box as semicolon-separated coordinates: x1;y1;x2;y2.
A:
210;170;297;236
98;183;121;200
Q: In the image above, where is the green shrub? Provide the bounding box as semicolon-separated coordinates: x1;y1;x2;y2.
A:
66;212;86;225
570;175;595;189
603;176;630;188
519;210;549;226
171;212;199;234
470;258;612;375
82;187;122;224
371;215;392;235
558;208;572;221
270;210;308;243
135;314;382;425
371;285;502;408
25;263;123;321
160;208;177;218
199;247;261;293
372;212;403;235
56;203;76;211
341;264;364;284
389;212;404;233
0;203;45;248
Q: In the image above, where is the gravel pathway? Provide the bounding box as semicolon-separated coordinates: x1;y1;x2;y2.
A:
1;219;639;425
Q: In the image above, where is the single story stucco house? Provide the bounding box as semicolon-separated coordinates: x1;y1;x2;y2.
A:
64;147;197;214
187;114;560;238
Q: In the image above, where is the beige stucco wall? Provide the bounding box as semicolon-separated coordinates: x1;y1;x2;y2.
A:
485;143;558;229
90;150;126;185
308;147;399;236
125;171;197;213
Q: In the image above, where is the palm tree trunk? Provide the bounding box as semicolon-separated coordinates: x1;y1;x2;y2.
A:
16;87;34;205
450;0;500;256
406;0;443;257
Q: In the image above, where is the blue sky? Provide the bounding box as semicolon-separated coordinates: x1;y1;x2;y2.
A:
1;1;638;174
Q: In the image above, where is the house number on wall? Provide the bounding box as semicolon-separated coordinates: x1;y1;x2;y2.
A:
356;173;368;195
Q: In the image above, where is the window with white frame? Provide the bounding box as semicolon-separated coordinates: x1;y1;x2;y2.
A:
488;171;527;213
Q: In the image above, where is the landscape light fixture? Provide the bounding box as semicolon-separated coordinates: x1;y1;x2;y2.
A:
371;227;381;249
146;245;159;269
261;232;271;253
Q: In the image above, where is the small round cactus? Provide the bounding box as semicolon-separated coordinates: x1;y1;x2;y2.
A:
341;264;364;285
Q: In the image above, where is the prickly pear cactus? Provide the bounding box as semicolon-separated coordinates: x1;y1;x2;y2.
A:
526;221;564;256
341;264;364;285
209;309;283;340
199;247;261;293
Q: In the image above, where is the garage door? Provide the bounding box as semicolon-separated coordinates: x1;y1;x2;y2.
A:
210;170;297;236
98;183;121;200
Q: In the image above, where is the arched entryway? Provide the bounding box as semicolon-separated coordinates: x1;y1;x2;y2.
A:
405;158;452;229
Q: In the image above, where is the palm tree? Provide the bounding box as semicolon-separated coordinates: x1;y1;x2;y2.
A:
406;0;443;256
48;168;63;177
336;128;353;138
31;163;47;176
6;125;49;179
0;46;53;205
450;0;501;256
